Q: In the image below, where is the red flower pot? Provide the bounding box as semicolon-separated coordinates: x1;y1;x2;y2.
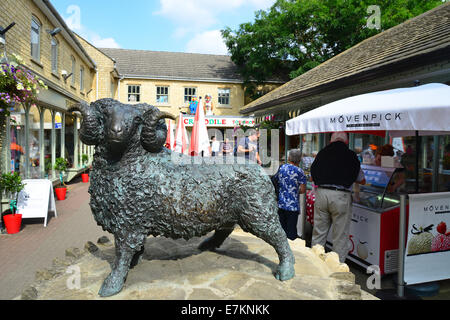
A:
4;214;22;234
81;173;89;183
55;187;67;200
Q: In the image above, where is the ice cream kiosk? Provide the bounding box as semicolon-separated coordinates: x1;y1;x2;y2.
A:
286;84;450;290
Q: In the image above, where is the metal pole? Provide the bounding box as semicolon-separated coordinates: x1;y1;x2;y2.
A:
415;131;420;193
397;194;407;298
432;135;440;192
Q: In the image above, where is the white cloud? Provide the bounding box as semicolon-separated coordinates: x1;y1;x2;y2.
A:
62;5;120;48
154;0;275;38
185;30;228;55
155;0;275;54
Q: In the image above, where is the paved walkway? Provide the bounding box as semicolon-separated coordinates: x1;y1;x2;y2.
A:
0;179;109;300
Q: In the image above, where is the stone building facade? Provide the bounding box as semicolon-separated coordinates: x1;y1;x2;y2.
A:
0;0;98;186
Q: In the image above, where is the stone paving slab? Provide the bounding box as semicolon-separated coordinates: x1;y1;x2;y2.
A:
18;230;378;300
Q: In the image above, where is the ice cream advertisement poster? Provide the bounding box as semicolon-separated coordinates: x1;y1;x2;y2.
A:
404;192;450;285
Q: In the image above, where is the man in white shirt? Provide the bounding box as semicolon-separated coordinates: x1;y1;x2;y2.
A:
211;136;221;157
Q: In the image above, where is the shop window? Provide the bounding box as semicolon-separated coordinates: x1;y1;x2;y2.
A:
184;87;196;103
31;17;41;61
128;85;140;102
28;105;41;178
51;37;59;74
218;88;230;105
55;112;62;159
441;136;450;192
10;105;26;177
300;133;320;175
64;114;75;169
43;109;52;178
156;86;169;104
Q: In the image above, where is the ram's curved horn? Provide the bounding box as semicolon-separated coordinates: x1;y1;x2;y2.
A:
68;102;88;117
70;102;104;146
157;111;176;121
141;108;175;153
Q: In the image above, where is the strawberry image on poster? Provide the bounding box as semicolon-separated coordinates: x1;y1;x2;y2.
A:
407;224;433;255
432;222;450;252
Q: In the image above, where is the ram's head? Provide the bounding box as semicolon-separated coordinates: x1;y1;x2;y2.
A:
69;99;175;157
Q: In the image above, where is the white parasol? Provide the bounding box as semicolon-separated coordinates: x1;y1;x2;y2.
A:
286;83;450;137
173;112;189;155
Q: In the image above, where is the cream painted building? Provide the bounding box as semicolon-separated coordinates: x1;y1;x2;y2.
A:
0;0;100;185
1;0;284;189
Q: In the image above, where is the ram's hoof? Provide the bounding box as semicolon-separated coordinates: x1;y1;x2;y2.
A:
274;263;295;281
98;274;125;297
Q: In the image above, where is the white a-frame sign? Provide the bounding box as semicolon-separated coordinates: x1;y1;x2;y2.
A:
17;179;57;227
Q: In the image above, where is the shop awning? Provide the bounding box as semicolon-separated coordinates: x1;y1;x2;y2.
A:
286;83;450;137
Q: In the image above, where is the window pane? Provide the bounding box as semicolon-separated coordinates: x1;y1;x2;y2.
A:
31;19;40;60
28;105;41;178
64;114;75;169
51;39;58;73
10;105;26;177
80;67;84;90
71;57;76;85
43;109;52;178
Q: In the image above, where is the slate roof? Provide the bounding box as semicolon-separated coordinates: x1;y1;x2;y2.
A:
99;48;246;83
240;2;450;114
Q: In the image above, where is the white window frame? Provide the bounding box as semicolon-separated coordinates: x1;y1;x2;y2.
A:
31;17;41;62
128;85;141;102
156;86;169;104
51;37;59;74
218;88;231;106
184;87;196;103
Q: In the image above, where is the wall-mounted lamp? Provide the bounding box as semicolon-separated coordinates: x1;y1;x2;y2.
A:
61;70;73;82
47;27;62;37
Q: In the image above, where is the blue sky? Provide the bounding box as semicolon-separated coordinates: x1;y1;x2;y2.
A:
52;0;275;55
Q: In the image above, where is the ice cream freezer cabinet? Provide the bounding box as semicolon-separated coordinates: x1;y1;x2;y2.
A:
325;164;405;275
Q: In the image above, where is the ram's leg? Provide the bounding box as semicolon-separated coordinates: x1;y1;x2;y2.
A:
130;246;145;269
198;223;235;251
99;234;144;297
240;215;295;281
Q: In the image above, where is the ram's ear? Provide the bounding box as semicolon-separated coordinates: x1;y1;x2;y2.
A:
141;109;175;153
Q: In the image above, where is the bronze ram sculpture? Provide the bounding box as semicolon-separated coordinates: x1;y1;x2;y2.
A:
69;98;295;297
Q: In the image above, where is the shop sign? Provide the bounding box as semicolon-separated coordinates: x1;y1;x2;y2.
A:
183;116;255;127
16;179;57;227
404;192;450;285
55;113;62;129
10;114;22;126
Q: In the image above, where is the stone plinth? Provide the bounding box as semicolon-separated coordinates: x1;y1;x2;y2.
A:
18;229;378;300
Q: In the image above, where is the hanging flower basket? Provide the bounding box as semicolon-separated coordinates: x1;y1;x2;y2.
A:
1;54;48;117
